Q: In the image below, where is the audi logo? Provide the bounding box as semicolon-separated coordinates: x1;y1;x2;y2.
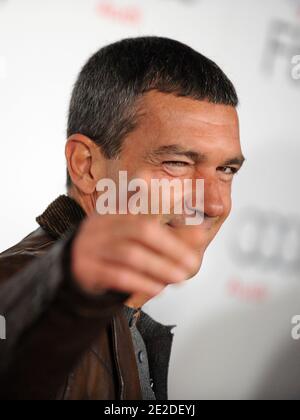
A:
230;209;300;274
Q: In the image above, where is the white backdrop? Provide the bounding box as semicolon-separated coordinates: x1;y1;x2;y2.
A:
0;0;300;399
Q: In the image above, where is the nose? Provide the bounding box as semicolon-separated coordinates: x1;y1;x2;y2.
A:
203;178;225;219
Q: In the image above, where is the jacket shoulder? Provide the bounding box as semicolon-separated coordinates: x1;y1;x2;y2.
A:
0;228;56;281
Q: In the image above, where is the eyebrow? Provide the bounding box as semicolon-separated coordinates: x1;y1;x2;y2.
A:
222;156;246;168
149;144;246;168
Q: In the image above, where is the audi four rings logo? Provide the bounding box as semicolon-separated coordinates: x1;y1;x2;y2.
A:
230;209;300;273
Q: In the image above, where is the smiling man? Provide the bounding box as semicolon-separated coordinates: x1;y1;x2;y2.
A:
0;37;244;400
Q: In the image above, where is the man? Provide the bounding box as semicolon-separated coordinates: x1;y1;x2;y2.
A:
0;37;244;400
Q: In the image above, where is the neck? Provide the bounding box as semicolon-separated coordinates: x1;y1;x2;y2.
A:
125;293;153;309
68;186;96;216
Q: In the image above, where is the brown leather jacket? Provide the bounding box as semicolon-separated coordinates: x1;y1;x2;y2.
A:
0;196;174;400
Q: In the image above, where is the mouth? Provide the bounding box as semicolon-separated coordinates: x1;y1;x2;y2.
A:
164;216;186;228
165;214;218;231
166;221;175;229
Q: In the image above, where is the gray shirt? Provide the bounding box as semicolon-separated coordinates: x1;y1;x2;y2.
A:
123;306;156;400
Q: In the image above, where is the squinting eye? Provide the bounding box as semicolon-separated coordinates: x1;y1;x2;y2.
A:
163;161;189;167
219;166;238;175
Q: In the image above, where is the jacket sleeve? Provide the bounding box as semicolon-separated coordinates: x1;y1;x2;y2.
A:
0;231;128;399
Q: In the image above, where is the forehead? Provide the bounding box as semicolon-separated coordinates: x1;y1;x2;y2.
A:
127;91;241;156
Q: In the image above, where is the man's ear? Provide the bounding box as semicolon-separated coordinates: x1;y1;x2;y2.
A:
65;134;103;194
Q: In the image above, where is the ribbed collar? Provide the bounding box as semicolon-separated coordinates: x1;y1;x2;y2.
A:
36;195;86;240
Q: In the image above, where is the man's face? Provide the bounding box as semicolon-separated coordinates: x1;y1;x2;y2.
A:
103;91;244;272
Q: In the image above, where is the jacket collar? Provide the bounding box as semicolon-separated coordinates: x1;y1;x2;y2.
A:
36;195;86;240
